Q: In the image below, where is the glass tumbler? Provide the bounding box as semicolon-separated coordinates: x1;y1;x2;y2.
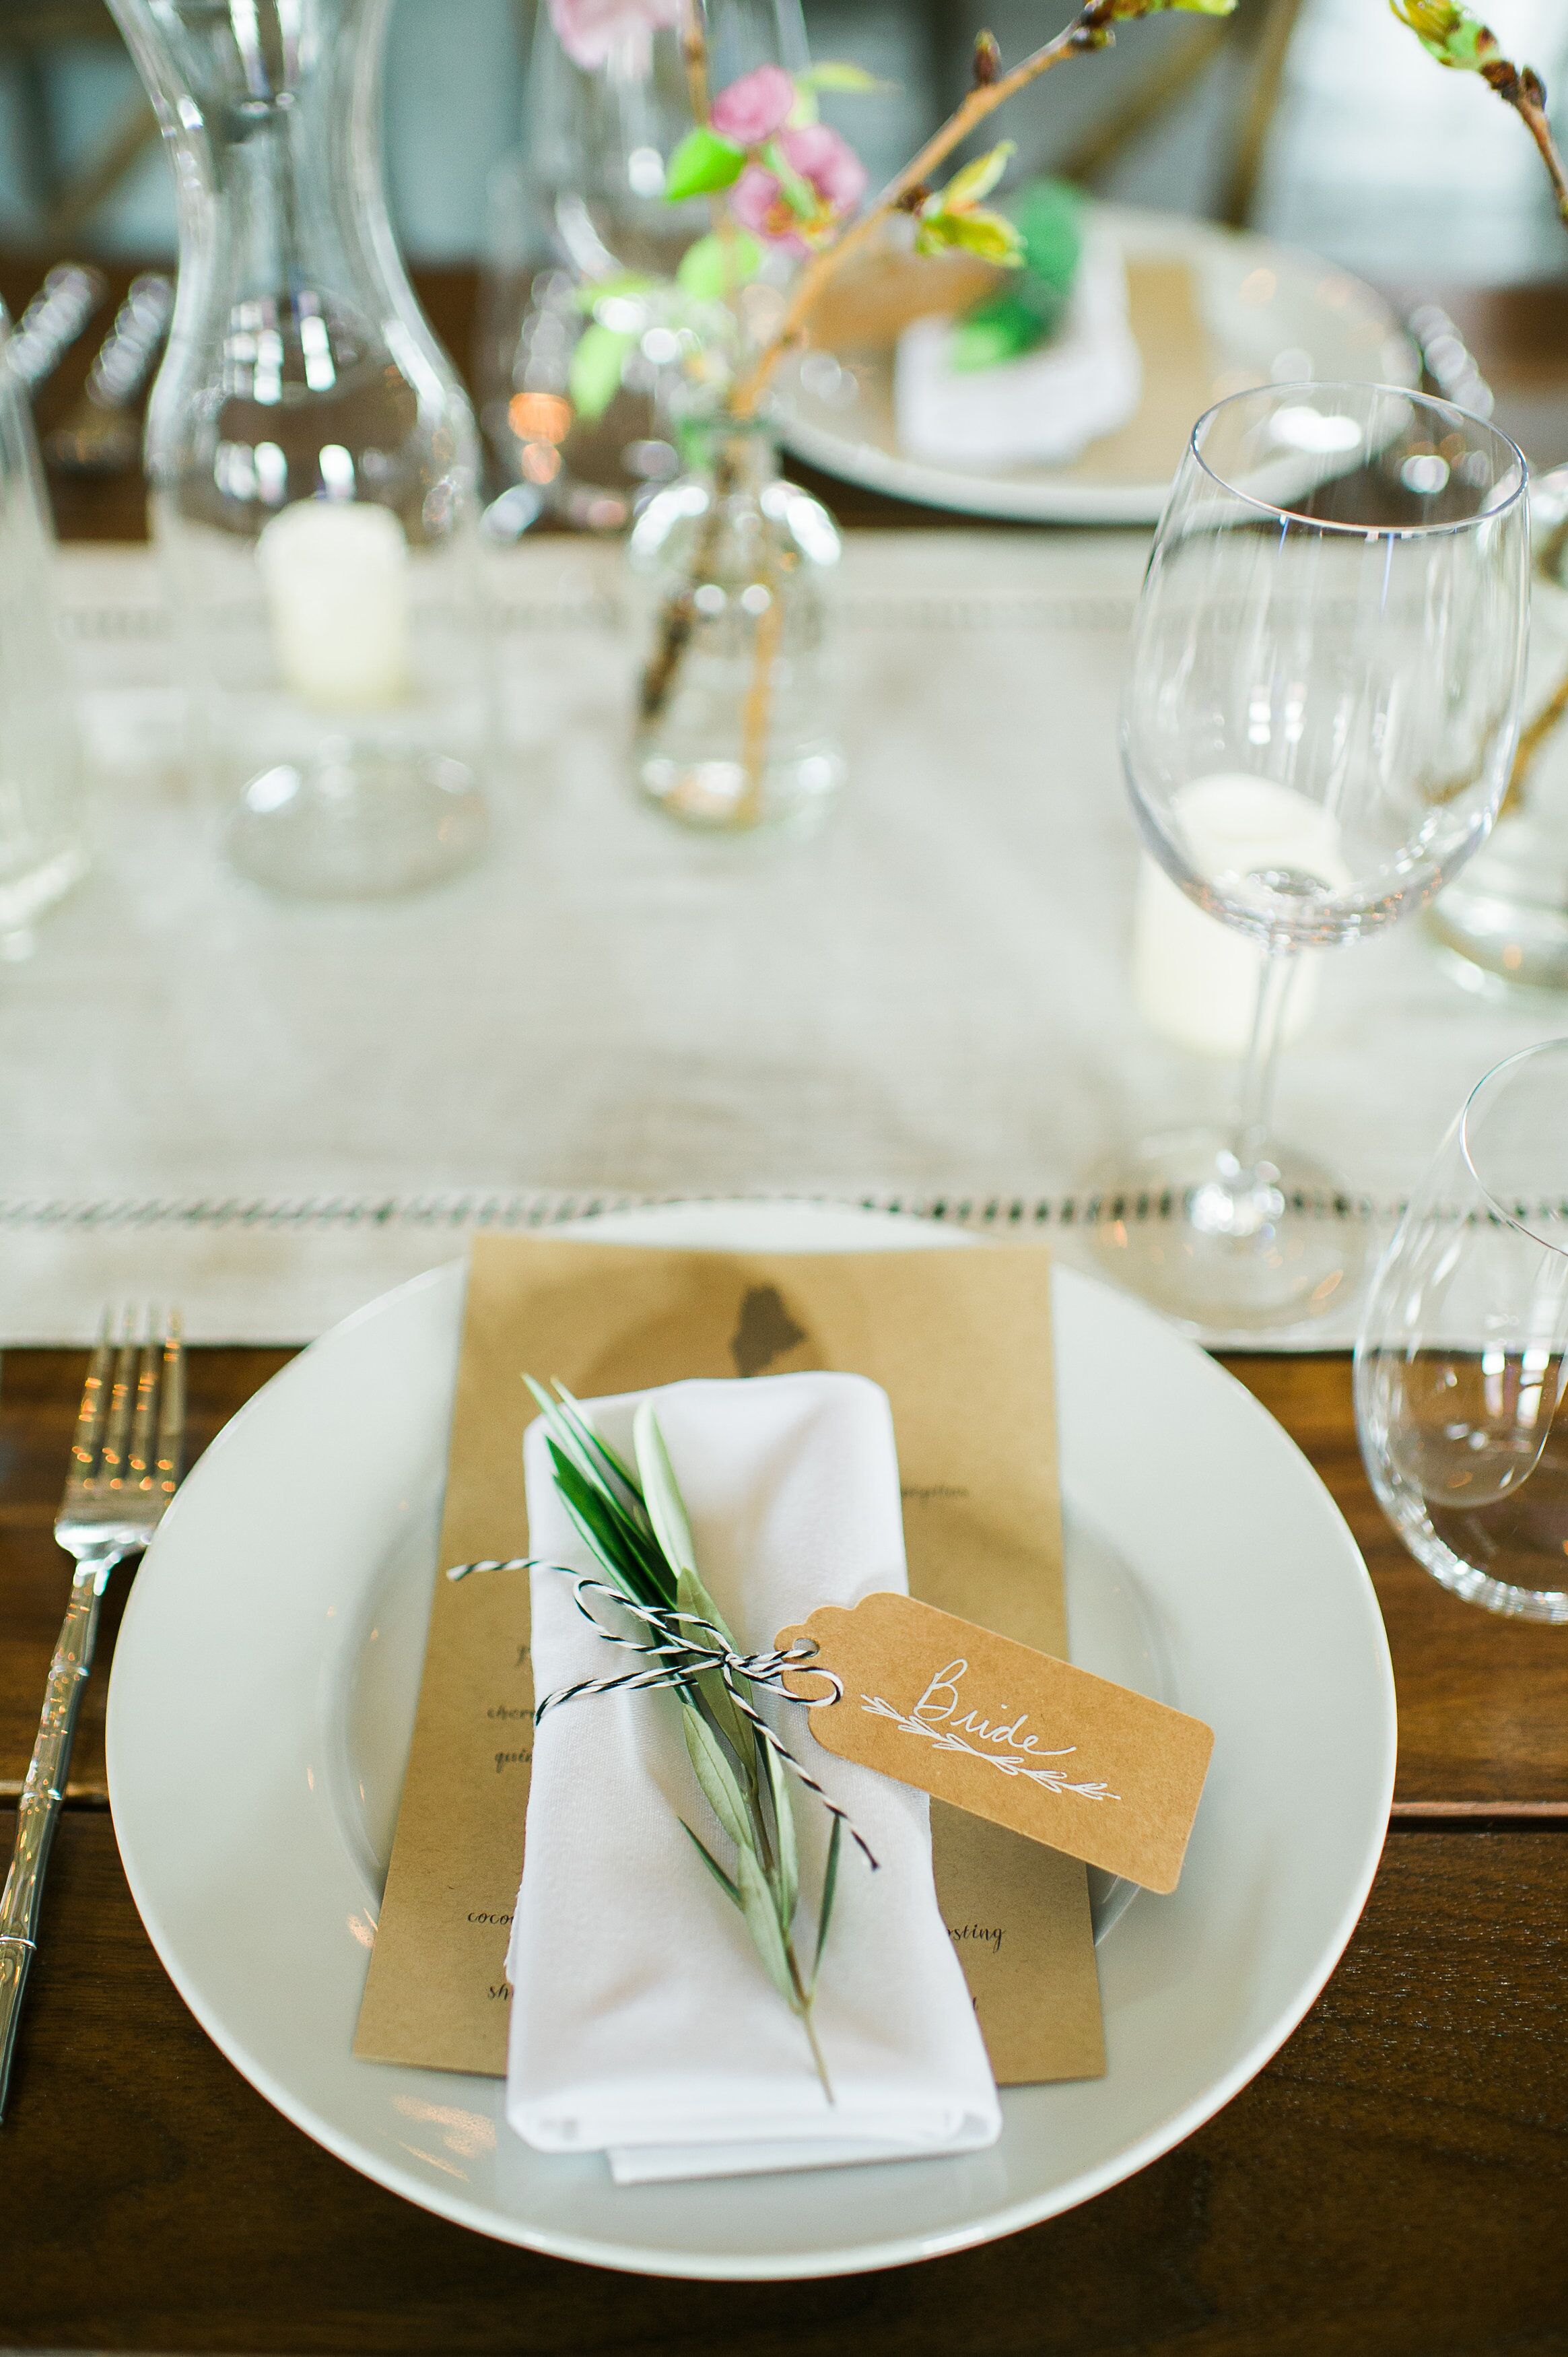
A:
1355;1039;1568;1620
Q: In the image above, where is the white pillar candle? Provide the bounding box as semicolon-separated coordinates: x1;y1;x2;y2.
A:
1132;774;1349;1059
256;499;409;711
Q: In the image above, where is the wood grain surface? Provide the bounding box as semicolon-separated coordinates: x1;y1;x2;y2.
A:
4;1348;1565;1812
1;1810;1564;2354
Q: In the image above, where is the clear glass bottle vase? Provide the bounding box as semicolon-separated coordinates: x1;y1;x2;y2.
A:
110;0;491;900
627;418;843;835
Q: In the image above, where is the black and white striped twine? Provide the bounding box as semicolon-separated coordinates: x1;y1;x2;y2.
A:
446;1557;877;1868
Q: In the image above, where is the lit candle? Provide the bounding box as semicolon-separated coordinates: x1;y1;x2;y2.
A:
256;500;409;711
1132;774;1349;1057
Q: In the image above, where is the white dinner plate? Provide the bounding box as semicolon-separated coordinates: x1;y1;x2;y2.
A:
774;203;1417;525
106;1201;1395;2280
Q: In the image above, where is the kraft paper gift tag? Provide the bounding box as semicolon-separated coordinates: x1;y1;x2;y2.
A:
355;1234;1105;2086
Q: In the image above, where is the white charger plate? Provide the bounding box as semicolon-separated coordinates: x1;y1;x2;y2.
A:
775;203;1417;525
106;1201;1395;2280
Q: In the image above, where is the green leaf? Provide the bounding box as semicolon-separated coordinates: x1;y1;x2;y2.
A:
761;138;821;220
543;1383;644;1517
798;60;892;93
759;1727;798;1927
544;1439;668;1606
949;291;1052;371
734;1838;797;2009
810;1811;843;1993
916;207;1025;265
1013;175;1083;294
941;139;1015;213
524;1379;669;1601
676;1562;754;1767
665;126;745;202
676;228;763;300
568;323;638;422
681;1702;757;1856
634;1403;696;1579
680;1819;741;1906
1389;0;1495;69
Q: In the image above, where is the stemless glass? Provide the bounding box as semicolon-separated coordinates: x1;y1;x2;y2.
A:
1091;383;1530;1329
1355;1040;1568;1622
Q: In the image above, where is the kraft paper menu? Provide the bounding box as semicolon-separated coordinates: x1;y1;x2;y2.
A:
355;1235;1105;2087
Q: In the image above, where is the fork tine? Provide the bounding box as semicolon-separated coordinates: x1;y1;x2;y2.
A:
98;1308;139;1492
154;1310;184;1501
127;1315;161;1490
65;1310;114;1497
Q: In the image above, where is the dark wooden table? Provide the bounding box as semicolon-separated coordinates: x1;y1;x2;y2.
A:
2;259;1567;2353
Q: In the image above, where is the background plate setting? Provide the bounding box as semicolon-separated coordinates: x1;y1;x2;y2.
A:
775;205;1416;526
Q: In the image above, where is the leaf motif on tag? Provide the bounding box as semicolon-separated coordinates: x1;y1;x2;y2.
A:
778;1593;1214;1896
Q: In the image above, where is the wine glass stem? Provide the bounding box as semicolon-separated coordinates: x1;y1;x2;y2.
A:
1188;948;1301;1245
1235;948;1298;1174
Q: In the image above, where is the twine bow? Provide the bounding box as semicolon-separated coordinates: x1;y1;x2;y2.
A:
446;1557;875;1867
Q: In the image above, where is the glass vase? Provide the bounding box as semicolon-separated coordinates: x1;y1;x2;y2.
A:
478;0;805;532
0;304;87;946
627;418;843;835
110;0;491;900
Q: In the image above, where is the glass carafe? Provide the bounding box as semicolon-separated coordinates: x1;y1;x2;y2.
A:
110;0;491;900
0;304;87;945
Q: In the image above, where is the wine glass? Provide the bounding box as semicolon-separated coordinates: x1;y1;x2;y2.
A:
1356;1040;1568;1622
1091;383;1530;1329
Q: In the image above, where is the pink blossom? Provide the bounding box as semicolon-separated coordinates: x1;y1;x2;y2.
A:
547;0;681;73
710;64;796;145
729;125;868;254
781;123;868;213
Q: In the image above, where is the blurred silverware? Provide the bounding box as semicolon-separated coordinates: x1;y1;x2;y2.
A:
1406;302;1496;422
44;273;174;475
5;263;107;395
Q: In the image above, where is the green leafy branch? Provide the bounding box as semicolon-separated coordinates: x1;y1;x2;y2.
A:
525;1377;845;2098
1390;2;1568;227
726;0;1237;419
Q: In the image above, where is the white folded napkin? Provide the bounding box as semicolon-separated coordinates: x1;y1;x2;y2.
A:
893;224;1141;471
506;1371;1002;2183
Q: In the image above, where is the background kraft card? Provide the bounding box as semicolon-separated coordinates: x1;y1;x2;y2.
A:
355;1234;1105;2086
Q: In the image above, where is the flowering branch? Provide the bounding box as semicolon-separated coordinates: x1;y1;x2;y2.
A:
1391;1;1568;226
726;0;1236;420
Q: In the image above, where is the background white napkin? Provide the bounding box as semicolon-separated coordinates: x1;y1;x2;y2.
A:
506;1372;1002;2183
894;225;1142;471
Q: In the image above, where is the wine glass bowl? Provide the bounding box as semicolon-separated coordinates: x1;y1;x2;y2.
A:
1095;382;1530;1330
1356;1040;1568;1622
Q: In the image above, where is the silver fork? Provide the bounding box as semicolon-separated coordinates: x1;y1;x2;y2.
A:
0;1309;184;2119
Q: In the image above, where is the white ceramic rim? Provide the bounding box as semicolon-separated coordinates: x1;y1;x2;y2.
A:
106;1212;1397;2279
